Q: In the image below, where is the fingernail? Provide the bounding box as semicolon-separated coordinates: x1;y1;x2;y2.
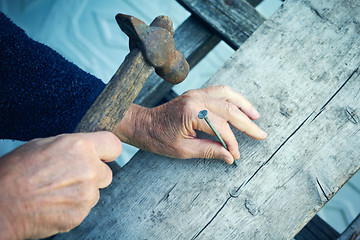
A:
260;129;268;139
223;156;233;164
252;108;260;119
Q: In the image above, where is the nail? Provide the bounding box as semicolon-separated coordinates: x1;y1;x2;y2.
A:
260;129;268;139
198;110;238;167
233;159;239;167
252;108;260;119
229;187;240;198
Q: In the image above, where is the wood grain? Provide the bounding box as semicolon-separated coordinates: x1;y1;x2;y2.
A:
56;0;360;239
74;49;153;134
177;0;265;50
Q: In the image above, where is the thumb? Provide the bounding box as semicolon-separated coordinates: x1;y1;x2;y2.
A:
80;131;122;162
181;139;235;164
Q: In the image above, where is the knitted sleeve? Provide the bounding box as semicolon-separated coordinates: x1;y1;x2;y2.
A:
0;12;106;141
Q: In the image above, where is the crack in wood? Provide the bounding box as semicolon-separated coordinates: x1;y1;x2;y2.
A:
191;112;315;238
310;67;360;124
316;178;330;201
309;6;325;20
156;183;177;206
191;65;359;236
242;112;315;188
190;192;201;205
177;67;358;238
191;197;231;240
308;4;341;31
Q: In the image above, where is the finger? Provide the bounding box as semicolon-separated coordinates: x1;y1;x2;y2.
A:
204;97;267;140
92;160;113;189
89;187;100;208
202;85;260;120
194;111;240;160
82;131;122;162
179;138;235;164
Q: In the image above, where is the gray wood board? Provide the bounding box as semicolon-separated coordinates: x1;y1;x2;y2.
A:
176;0;265;49
55;0;360;239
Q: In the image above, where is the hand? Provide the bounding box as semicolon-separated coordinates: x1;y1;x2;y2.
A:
0;132;121;240
116;85;267;164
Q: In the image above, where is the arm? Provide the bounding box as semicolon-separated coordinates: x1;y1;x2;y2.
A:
0;12;105;141
0;11;266;239
0;13;121;239
0;12;267;164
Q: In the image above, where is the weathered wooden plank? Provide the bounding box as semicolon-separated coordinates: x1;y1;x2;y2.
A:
338;214;360;240
191;0;360;238
198;68;360;239
176;0;265;50
55;0;360;239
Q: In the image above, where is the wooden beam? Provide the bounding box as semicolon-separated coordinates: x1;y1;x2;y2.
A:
176;0;265;50
54;0;360;239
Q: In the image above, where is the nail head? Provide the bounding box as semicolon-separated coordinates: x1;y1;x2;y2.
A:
229;188;240;198
198;110;208;119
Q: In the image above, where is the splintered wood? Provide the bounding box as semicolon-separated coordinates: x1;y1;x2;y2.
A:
56;0;360;239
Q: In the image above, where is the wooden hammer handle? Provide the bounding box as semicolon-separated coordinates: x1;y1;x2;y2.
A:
74;49;153;135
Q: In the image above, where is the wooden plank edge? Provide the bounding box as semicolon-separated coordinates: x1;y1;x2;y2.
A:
176;0;265;49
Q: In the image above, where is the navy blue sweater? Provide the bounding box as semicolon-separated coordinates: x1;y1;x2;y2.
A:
0;12;105;141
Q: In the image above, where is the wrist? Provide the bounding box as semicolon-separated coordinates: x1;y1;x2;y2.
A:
114;104;152;147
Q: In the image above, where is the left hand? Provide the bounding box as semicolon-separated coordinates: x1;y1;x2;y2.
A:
115;85;267;164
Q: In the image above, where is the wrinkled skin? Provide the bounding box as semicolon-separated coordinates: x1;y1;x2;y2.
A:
0;132;121;240
116;85;267;164
0;85;266;239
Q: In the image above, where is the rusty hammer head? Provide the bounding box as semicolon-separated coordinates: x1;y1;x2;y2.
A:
115;14;189;84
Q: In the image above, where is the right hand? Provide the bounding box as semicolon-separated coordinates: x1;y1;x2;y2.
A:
0;132;122;240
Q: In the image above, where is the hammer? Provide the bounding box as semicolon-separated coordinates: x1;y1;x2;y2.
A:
75;14;189;136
